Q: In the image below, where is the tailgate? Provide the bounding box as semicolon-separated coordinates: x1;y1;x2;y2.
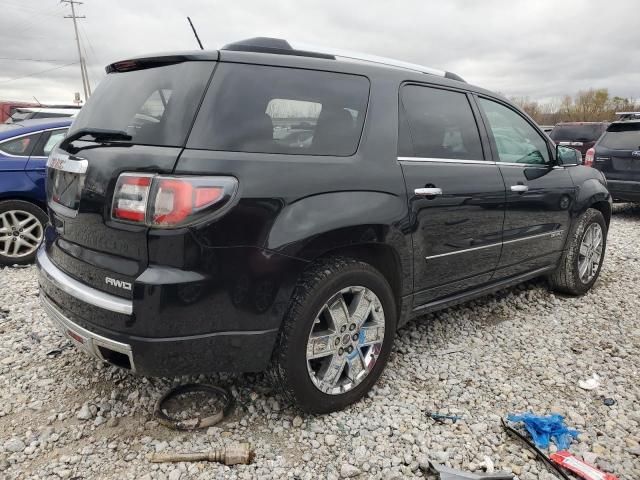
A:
43;59;215;298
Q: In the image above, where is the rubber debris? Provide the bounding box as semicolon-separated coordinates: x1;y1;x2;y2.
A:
506;413;579;450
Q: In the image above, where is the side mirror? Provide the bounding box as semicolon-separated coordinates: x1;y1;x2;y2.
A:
556;145;582;166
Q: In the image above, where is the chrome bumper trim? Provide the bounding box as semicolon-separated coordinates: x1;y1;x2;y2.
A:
36;248;133;315
41;294;136;372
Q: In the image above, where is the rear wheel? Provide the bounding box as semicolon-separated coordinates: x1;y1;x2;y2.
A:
549;208;607;295
270;257;396;413
0;200;47;266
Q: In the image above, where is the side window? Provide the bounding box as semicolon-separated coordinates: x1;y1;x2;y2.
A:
478;98;550;165
399;85;484;160
0;132;41;156
188;63;370;156
32;129;69;157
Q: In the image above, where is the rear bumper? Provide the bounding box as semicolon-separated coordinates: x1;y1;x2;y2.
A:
606;180;640;202
36;247;280;376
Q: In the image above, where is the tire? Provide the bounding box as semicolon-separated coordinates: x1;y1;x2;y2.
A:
270;257;396;414
549;208;607;295
0;200;48;266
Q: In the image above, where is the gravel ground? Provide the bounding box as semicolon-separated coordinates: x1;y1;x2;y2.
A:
1;205;640;480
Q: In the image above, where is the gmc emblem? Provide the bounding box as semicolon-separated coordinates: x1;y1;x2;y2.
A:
105;277;132;291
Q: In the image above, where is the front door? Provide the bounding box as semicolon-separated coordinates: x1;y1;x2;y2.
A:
398;84;506;307
476;96;575;278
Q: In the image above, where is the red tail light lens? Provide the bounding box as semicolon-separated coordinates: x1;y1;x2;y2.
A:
112;174;237;228
584;148;595;167
112;174;153;222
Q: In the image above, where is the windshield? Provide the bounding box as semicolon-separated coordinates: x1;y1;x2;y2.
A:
599;123;640;150
549;124;605;142
69;61;215;147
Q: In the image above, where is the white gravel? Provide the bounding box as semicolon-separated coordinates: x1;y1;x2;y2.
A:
1;205;640;479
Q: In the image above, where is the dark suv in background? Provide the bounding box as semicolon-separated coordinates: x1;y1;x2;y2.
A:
549;121;608;158
585;113;640;203
37;38;611;413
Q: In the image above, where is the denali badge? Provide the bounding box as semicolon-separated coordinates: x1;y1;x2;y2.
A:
105;277;132;291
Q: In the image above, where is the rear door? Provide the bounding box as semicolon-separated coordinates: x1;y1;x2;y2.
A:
0;131;41;195
593;122;640;184
44;60;215;298
398;84;506;307
476;96;575;278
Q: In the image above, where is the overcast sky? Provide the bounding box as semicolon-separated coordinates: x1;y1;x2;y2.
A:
1;0;639;105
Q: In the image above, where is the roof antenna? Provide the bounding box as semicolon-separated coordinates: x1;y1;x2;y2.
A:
187;17;204;50
33;96;43;106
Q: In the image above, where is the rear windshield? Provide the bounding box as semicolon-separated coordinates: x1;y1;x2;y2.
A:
187;63;370;156
599;123;640;150
69;61;215;147
549;124;605;142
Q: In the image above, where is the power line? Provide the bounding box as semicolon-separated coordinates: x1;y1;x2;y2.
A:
0;57;73;63
0;62;78;85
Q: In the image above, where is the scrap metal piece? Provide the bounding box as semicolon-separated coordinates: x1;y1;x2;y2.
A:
429;460;514;480
501;418;572;480
149;443;254;465
154;383;233;431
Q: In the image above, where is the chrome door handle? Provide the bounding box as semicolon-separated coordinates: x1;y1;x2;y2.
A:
510;185;529;193
415;187;443;196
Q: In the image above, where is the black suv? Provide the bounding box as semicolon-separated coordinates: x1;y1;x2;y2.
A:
585;113;640;202
37;38;611;413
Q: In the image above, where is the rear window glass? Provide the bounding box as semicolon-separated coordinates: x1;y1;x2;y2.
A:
188;63;370;156
69;61;215;147
599;123;640;150
399;85;484;160
549;124;605;142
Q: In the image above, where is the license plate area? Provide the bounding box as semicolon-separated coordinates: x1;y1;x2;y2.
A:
47;151;88;218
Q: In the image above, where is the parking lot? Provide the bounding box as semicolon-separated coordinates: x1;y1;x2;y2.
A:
0;204;636;479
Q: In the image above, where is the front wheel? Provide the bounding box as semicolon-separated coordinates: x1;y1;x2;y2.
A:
270;257;396;413
549;208;607;295
0;200;47;266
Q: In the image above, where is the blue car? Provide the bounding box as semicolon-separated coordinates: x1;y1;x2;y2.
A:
0;118;71;265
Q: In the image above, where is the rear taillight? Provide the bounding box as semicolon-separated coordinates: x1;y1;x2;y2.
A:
584;148;595;167
112;174;237;228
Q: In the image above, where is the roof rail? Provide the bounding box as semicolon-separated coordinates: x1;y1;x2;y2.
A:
615;111;640;120
221;37;465;82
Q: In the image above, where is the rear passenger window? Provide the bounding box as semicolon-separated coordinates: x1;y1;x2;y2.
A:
188;64;370;156
399;85;484;160
0;132;40;156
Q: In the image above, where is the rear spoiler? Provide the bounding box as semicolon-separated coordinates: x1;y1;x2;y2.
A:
106;51;219;73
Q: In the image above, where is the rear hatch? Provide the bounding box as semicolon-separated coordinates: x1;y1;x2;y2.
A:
549;123;606;156
45;58;215;298
592;122;640;182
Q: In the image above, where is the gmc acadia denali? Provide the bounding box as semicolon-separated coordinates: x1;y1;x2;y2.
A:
37;38;611;413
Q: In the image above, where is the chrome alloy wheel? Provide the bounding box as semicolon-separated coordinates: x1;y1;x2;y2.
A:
0;210;44;258
306;286;385;395
578;223;603;284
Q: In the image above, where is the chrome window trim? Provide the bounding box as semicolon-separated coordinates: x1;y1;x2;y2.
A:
397;156;496;166
425;230;564;260
497;162;550;168
37;248;133;315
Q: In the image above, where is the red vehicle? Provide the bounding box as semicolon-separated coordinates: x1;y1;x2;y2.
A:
549;122;608;158
0;101;38;123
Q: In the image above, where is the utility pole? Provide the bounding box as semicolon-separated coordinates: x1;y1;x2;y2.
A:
62;0;91;102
